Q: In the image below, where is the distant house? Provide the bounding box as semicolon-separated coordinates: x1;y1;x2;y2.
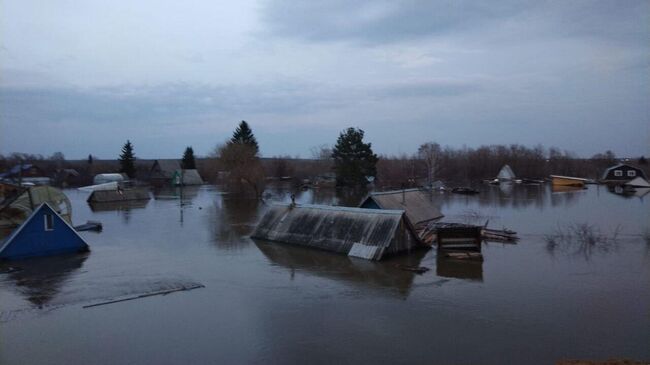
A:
150;160;182;185
0;164;49;185
252;203;422;261
0;164;45;179
497;165;516;181
150;160;203;186
93;173;125;185
601;163;647;183
171;169;204;186
0;203;89;260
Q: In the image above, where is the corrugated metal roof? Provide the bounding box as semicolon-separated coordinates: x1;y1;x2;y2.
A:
360;189;443;225
252;203;415;260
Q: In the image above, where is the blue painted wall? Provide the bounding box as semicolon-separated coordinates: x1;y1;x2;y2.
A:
0;204;89;260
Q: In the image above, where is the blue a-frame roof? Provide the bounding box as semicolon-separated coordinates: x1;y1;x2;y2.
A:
0;203;89;260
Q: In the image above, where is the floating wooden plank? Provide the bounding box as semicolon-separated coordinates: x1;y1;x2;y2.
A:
83;284;205;308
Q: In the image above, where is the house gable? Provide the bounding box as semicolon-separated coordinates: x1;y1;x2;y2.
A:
0;203;89;260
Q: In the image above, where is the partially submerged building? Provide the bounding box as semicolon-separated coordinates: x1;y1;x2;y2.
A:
601;163;647;184
150;160;203;186
252;203;422;260
87;188;150;203
497;164;516;181
150;160;182;185
359;189;443;232
0;203;89;260
171;169;204;186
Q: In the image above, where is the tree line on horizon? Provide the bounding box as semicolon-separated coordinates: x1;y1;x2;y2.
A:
1;121;647;194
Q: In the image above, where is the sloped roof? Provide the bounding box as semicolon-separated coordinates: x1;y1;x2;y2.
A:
252;203;412;260
625;177;650;188
0;203;88;260
360;189;443;224
497;164;515;180
175;169;203;185
151;160;182;179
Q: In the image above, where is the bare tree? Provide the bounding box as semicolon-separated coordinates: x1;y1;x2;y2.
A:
417;142;441;187
217;143;265;198
310;144;332;161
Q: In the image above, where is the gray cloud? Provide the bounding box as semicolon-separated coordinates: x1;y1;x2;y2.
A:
261;0;649;45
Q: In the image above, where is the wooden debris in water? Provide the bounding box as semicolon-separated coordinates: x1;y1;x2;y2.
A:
396;265;430;274
74;220;103;232
83;283;205;308
444;252;484;261
482;227;518;242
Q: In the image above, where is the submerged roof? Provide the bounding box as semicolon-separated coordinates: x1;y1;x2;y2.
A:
360;189;443;224
252;203;415;260
1;203;89;260
151;160;182;178
625;177;650;188
174;169;204;185
497;164;515;180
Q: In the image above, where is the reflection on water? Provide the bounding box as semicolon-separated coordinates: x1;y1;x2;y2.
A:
0;184;648;365
436;256;483;281
254;239;430;298
1;253;88;307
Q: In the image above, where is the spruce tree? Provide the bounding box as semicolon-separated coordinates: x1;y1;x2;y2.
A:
181;146;196;169
230;120;259;154
331;127;378;187
119;140;136;178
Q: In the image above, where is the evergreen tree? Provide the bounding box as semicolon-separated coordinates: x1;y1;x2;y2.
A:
331;127;378;187
230;120;259;154
181;146;196;169
119;140;136;178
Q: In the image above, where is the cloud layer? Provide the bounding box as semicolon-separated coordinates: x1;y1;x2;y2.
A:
1;1;648;158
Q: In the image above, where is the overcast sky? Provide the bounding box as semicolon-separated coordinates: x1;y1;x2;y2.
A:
1;0;648;159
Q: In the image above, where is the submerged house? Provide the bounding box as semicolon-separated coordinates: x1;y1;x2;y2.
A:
497;165;516;181
601;163;647;183
150;160;182;185
252;203;422;261
150;160;203;186
359;189;443;233
171;169;204;186
0;203;89;260
87;188;150;203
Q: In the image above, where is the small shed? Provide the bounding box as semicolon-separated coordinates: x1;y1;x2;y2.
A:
252;203;421;261
172;169;204;186
93;173;125;185
601;163;647;183
359;189;443;232
0;203;89;260
150;160;182;184
497;164;516;181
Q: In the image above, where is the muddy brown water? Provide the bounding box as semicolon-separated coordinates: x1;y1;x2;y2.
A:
1;184;648;364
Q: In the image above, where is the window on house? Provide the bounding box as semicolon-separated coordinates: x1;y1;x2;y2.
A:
44;214;54;231
614;170;623;177
627;170;636;177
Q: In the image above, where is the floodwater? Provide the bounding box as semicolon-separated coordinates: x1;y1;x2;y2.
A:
1;183;648;364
